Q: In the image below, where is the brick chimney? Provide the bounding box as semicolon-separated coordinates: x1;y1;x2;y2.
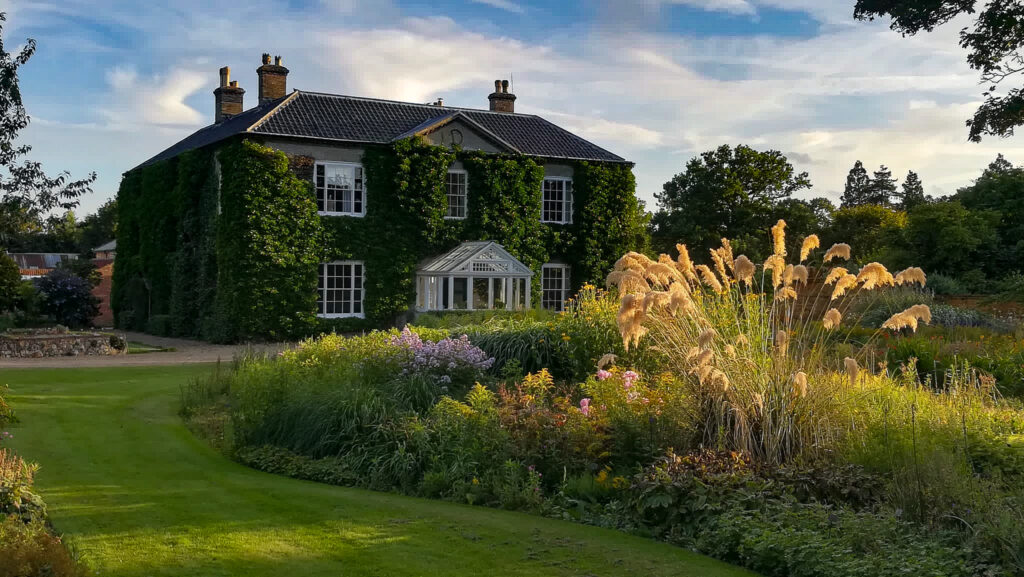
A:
257;53;289;104
488;79;515;113
213;66;244;124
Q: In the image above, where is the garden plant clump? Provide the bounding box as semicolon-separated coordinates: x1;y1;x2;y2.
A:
184;220;1024;577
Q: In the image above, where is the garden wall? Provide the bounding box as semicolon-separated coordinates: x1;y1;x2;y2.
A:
0;331;118;358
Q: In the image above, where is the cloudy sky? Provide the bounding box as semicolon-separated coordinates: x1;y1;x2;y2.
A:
3;0;1022;214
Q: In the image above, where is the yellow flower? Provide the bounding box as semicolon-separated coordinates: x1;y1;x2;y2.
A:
562;334;571;342
471;477;479;485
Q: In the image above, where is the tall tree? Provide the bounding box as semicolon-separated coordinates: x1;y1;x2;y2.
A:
899;170;926;210
0;13;94;247
955;155;1024;276
840;160;871;207
651;144;811;259
854;1;1024;141
868;165;898;206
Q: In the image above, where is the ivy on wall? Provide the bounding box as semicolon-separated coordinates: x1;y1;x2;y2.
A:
114;135;648;341
216;140;326;341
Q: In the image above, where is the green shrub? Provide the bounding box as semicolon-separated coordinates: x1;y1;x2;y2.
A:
927;273;965;295
145;314;172;337
0;253;19;313
34;269;99;328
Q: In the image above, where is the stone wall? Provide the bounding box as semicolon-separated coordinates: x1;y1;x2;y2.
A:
0;332;120;358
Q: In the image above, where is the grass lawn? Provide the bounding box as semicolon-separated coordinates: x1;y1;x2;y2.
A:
3;365;754;577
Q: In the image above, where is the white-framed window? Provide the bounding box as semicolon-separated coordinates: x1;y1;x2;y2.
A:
541;263;571;311
318;261;365;318
315;162;365;216
541;177;573;224
446;170;468;219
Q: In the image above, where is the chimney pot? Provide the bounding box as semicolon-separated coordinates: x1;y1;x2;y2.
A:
214;65;244;123
257;53;290;104
488;78;516;113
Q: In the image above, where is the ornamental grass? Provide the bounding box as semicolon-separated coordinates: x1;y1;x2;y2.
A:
607;220;935;464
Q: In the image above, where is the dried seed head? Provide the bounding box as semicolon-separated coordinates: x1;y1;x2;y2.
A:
710;369;730;392
710;248;730;287
775;287;798;302
644;262;682;287
856;262;895;290
724;344;737;357
793;371;808;398
733;255;756;287
676;244;696;281
800;234;820;262
763;254;785;289
844;357;860;387
822;308;842;330
614;252;651;272
719;239;735;271
824;267;849;285
696;264;724;293
698;328;718;349
783;264;795;287
606;270;650;294
597;354;617;369
792;264;809;286
668;288;694;317
775;329;789;354
824;243;852;262
908;304;931;325
642;290;671;313
894;267;927;287
771;219;787;257
831;273;858;300
735;334;750;348
881;304;932;333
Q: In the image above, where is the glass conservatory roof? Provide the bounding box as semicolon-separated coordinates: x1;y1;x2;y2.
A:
418;241;533;277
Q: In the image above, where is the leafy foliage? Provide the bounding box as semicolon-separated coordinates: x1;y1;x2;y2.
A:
0;13;95;246
0;252;18;313
854;0;1024;142
651;144;815;259
33;269;98;328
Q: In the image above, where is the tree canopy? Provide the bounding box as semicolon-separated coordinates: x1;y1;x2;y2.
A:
0;12;94;247
651;144;814;259
854;0;1024;141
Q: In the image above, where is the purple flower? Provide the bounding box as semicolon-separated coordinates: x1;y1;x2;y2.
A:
579;398;591;417
596;369;612;381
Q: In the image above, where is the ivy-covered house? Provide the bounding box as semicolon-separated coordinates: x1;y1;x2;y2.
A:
113;54;647;341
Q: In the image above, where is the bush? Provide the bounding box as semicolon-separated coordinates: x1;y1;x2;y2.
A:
0;516;91;577
34;269;99;328
0;253;19;313
145;314;172;337
927;273;965;296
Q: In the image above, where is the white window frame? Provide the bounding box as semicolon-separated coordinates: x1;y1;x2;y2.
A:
445;169;468;220
318;260;365;319
541;177;573;224
541;263;571;311
315;162;365;217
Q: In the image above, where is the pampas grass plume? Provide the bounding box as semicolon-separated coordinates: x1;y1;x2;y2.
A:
800;234;820;262
824;243;851;262
822;308;842;330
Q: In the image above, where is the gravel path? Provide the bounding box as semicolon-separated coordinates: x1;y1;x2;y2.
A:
0;331;288;368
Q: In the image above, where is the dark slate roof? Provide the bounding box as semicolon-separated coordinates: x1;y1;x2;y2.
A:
136;90;627;169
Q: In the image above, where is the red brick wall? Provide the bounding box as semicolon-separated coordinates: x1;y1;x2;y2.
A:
92;260;114;327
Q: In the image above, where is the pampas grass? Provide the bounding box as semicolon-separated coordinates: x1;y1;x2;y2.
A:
607;220;939;465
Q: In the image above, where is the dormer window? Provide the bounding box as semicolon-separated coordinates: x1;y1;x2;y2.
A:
315;162;364;217
541;177;573;224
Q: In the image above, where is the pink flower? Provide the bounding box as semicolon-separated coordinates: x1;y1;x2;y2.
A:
623;370;640;385
596;369;612;381
579;398;591;417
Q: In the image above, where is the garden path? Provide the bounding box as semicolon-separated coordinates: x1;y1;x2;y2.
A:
4;364;756;577
0;331;285;368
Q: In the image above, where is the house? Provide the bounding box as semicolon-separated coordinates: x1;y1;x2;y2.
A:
114;54;646;340
6;253;78;280
93;240;116;260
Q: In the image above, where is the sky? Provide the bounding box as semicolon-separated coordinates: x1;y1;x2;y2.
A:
3;0;1023;215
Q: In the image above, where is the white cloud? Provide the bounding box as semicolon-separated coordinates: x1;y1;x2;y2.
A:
99;66;206;129
656;0;756;15
469;0;524;13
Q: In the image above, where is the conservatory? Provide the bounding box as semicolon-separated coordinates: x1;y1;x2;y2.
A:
415;241;534;312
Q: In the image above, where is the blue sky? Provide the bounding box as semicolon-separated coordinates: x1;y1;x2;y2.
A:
4;0;1021;215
